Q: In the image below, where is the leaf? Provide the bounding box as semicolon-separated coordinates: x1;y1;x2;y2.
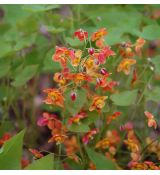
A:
0;129;25;170
66;37;83;47
85;147;117;170
110;89;138;106
151;55;160;75
83;111;99;125
0;60;10;78
144;87;160;103
46;26;65;34
23;5;60;12
140;25;160;40
68;123;90;133
43;49;61;73
25;154;54;170
0;41;13;59
12;65;38;87
65;88;87;115
66;159;83;170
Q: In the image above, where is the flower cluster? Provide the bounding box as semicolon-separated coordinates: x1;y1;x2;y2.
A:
34;28;159;170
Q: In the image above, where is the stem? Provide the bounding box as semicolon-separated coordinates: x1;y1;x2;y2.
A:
77;134;85;167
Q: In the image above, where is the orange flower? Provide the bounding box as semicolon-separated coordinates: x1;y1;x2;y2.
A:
67;72;92;84
68;112;87;125
119;42;134;58
52;46;75;67
89;95;108;112
29;148;44;159
117;58;136;75
71;50;82;67
144;111;157;129
135;38;145;55
54;72;66;85
102;81;119;92
107;111;122;124
64;136;79;162
74;29;88;41
95;130;120;154
91;28;107;41
131;68;137;86
48;134;68;144
94;46;115;64
95;38;105;48
82;128;99;144
43;88;64;108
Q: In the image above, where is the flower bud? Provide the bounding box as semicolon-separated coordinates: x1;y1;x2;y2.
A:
88;48;95;55
100;68;108;75
70;91;77;101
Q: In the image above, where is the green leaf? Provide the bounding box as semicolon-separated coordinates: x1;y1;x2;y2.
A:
110;89;138;106
151;55;160;75
66;159;83;170
68;123;90;133
0;129;25;170
66;37;83;47
12;65;38;87
65;88;87;115
140;25;160;40
46;26;65;34
144;87;160;103
83;111;99;125
25;154;54;170
0;41;13;59
0;60;10;78
23;5;60;12
85;147;117;170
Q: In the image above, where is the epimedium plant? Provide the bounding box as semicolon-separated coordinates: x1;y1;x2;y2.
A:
0;4;160;170
1;28;159;170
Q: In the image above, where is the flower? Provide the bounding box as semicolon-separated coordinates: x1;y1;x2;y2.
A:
37;112;62;130
68;112;87;125
102;81;119;92
119;42;134;58
67;72;92;84
64;136;79;162
43;88;64;108
91;28;107;41
52;46;75;67
74;29;88;41
29;148;44;159
135;38;145;55
107;111;122;124
71;50;82;67
0;133;11;146
144;111;157;129
48;134;68;144
89;95;108;112
131;68;137;86
54;72;66;85
119;122;134;131
117;58;136;75
95;130;120;152
94;46;115;64
82;129;98;144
